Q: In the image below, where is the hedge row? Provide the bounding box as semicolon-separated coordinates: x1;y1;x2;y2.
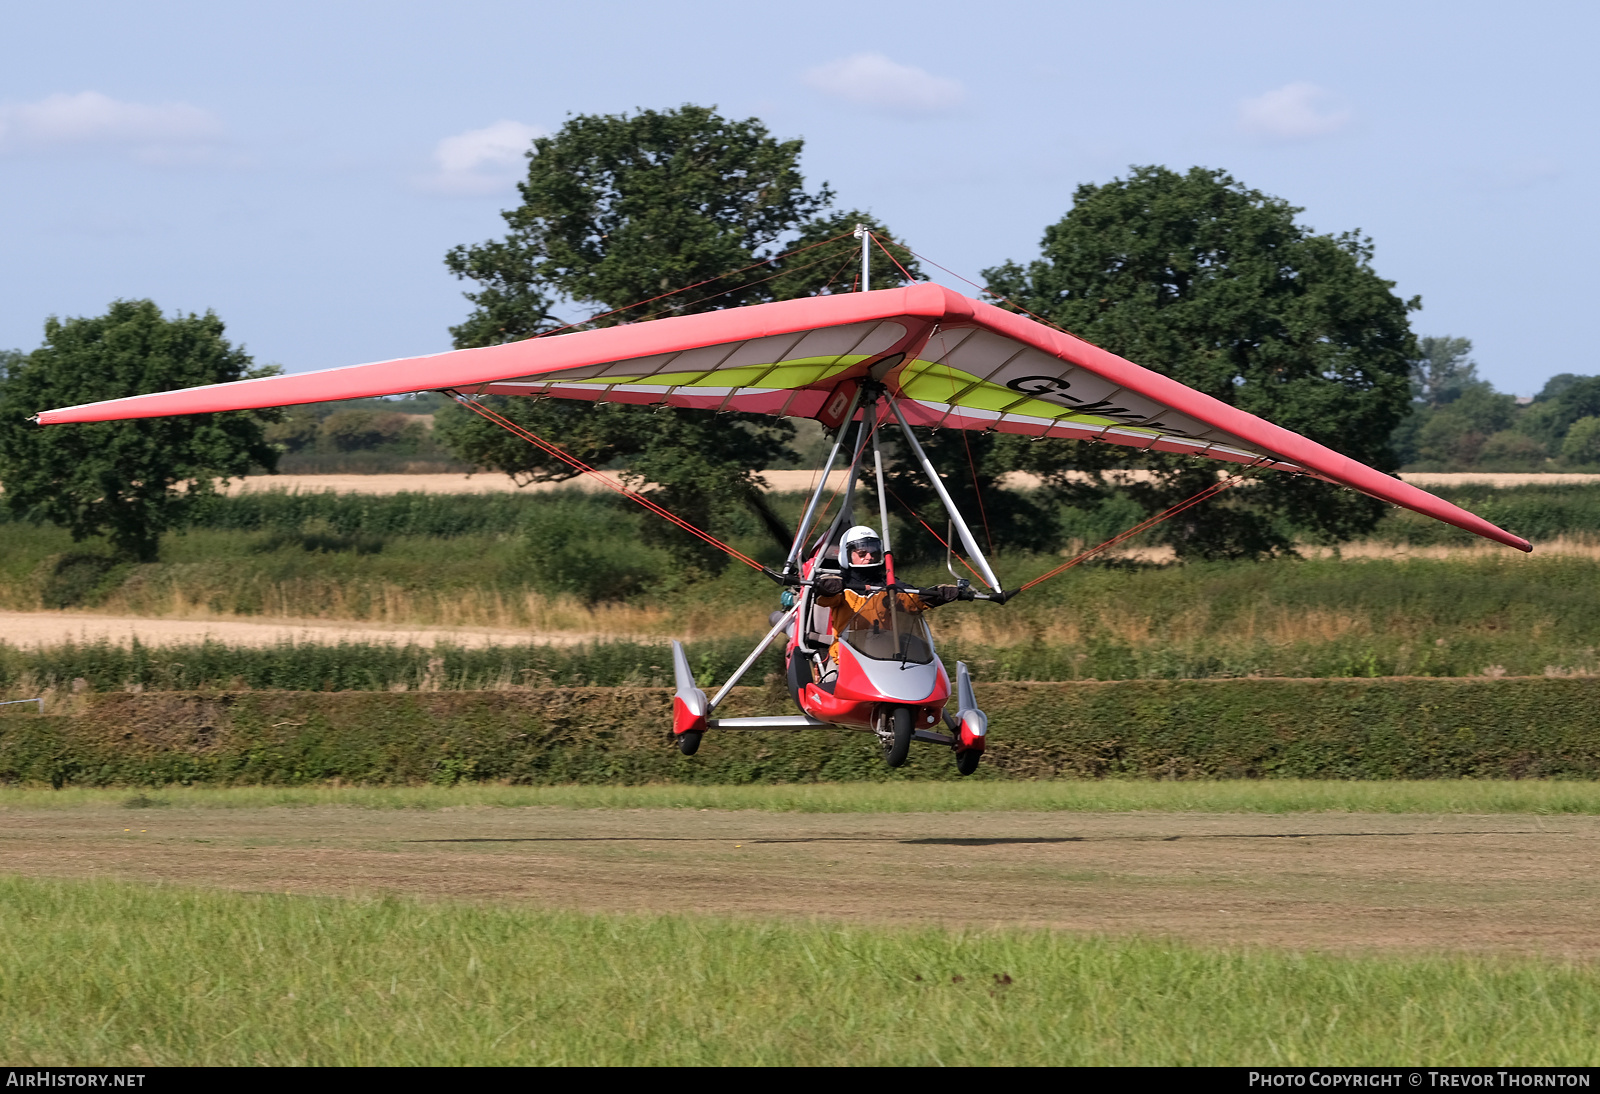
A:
3;677;1599;786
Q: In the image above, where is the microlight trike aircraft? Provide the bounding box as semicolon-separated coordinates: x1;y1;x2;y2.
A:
35;230;1530;775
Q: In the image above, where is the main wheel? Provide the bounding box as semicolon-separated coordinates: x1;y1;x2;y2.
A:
882;706;913;768
954;748;982;776
677;731;703;756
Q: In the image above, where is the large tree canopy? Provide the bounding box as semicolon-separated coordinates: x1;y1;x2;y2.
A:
984;166;1419;559
439;105;920;573
0;300;278;562
461;104;826;323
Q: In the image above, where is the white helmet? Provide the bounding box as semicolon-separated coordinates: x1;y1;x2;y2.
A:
840;525;884;570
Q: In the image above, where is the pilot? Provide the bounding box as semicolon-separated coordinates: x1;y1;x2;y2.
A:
810;525;959;675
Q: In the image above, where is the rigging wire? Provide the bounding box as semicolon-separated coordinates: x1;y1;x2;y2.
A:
442;234;897;577
958;426;996;556
817;250;867;298
881;482;991;588
869;232;917;285
898;245;1092;343
451;229;1247;596
870;235;1253;592
886;473;1246;595
531;229;861;339
627;248;848;324
805;411;884;562
445;391;766;573
1014;475;1244;593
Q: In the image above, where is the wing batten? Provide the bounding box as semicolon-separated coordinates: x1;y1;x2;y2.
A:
954;342;1033;418
920;331;992;428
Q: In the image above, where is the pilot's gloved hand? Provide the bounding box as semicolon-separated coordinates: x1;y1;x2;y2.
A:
813;574;845;597
929;584;960;605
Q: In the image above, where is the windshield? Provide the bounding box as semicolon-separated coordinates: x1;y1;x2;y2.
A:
839;590;934;665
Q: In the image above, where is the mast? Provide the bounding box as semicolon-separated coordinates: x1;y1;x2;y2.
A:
854;222;869;292
870;407;894;584
832;391;875;539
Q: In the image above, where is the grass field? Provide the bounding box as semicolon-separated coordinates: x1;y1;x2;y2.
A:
6;781;1598;1064
3;874;1596;1065
7;779;1600;814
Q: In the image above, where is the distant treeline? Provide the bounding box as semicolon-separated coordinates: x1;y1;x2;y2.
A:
262;395;470;474
1396;350;1600;472
4;480;1595;547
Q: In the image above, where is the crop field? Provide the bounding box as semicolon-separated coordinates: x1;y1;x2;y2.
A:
7;526;1600;688
2;781;1599;1064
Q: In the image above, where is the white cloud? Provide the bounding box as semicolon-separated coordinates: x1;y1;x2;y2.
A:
802;53;963;117
421;120;545;195
1237;82;1351;141
0;91;224;162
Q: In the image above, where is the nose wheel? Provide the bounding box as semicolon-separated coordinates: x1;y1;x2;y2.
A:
877;706;914;768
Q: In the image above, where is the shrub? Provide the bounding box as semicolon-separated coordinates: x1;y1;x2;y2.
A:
1560;416;1600;466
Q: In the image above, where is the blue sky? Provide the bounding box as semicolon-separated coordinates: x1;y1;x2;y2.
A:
1;0;1591;395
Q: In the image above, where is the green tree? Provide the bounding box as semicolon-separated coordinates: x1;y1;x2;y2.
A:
1477;429;1547;469
983;166;1418;559
1388;405;1428;466
320;409;422;453
1414;385;1517;467
1412;336;1482;408
439;105;921;573
0;349;21;423
0;300;279;562
444;105;920;345
1519;375;1600;454
1560;416;1600;466
1537;373;1587;402
457;104;827;323
1393;336;1510;466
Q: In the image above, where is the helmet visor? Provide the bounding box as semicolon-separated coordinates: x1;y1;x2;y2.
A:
845;537;883;567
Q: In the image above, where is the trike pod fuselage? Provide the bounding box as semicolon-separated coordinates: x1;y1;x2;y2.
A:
792;634;951;733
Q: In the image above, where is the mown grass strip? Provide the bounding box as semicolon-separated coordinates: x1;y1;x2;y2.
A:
1;875;1594;1066
7;779;1600;814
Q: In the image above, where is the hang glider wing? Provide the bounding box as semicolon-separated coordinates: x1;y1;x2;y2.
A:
34;284;1530;551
